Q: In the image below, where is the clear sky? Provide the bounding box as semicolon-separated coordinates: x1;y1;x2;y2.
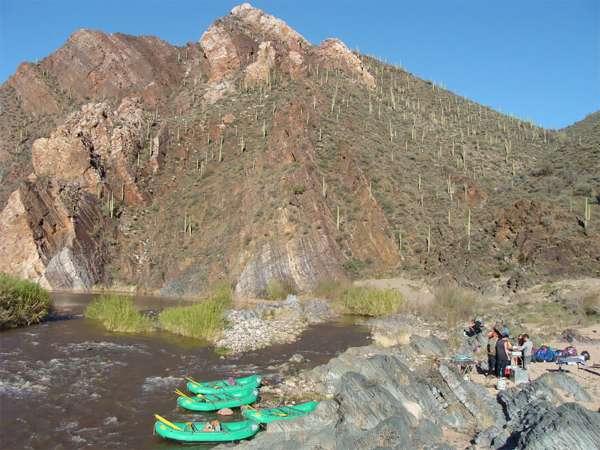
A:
0;1;598;129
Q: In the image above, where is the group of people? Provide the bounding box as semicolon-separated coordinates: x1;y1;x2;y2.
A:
486;321;533;377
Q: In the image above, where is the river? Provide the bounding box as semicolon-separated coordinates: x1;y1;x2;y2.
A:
0;293;369;450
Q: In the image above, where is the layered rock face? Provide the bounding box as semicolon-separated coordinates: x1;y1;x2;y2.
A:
6;30;184;115
0;97;162;289
0;179;107;289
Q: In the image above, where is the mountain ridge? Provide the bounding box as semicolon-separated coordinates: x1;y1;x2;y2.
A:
0;3;598;297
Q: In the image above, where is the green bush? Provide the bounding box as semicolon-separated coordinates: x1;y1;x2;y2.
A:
159;283;232;340
265;278;296;300
0;273;51;329
341;286;404;317
85;294;153;333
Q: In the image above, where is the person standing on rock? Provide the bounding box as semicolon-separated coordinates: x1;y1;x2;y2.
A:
496;328;512;378
487;329;499;376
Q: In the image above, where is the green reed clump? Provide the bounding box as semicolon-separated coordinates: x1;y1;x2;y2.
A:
85;294;153;333
158;282;232;340
341;286;404;317
0;273;51;329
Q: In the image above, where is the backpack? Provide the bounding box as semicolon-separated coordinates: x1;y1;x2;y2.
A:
534;346;556;362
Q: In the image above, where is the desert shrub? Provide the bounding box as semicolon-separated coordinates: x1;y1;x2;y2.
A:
0;273;51;329
158;283;232;340
265;278;296;300
86;294;153;333
292;184;306;195
341;286;404;317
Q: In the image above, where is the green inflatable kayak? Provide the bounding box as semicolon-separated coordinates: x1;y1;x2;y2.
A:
177;388;259;412
154;415;259;443
187;374;262;395
243;401;319;423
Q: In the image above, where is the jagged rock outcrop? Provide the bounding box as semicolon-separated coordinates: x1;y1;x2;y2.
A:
230;3;309;50
316;38;376;87
199;23;241;83
0;178;107;289
244;41;276;85
0;97;165;289
31;97;153;205
6;29;183;115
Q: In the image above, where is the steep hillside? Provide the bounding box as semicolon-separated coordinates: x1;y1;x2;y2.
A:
1;3;598;297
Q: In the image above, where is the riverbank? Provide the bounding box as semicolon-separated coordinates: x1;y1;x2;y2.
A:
228;317;600;450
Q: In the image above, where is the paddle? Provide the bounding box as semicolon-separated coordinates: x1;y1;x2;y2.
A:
154;414;184;431
175;389;192;399
185;376;200;385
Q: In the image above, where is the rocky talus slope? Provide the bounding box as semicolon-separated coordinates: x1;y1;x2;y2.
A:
1;3;598;295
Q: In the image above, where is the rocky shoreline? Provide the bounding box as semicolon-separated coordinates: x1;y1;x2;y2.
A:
216;295;336;353
217;317;600;450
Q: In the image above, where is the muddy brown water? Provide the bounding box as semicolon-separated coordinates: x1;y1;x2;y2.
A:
0;293;369;450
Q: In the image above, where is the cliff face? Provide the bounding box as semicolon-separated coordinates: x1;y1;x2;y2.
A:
0;179;108;289
1;3;598;294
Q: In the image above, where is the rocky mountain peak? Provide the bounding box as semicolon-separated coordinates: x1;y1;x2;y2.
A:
229;2;309;50
199;2;375;91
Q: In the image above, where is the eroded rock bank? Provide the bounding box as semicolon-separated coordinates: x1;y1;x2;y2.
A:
221;324;600;450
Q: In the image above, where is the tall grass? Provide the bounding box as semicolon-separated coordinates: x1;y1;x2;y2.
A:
341;286;405;317
0;273;51;329
158;282;232;340
85;294;153;333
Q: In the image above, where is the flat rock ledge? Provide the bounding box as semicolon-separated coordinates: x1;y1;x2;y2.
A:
216;295;335;353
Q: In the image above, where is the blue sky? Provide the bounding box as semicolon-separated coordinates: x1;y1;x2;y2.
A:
0;1;598;129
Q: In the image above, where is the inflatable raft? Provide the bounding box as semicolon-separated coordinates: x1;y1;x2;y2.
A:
243;401;319;423
177;388;259;412
154;415;259;443
187;374;262;395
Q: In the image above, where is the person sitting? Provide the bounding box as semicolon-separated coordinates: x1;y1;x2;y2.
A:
202;420;221;432
513;334;533;369
496;329;513;377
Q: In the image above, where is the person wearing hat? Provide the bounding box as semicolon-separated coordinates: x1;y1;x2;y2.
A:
495;328;513;377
